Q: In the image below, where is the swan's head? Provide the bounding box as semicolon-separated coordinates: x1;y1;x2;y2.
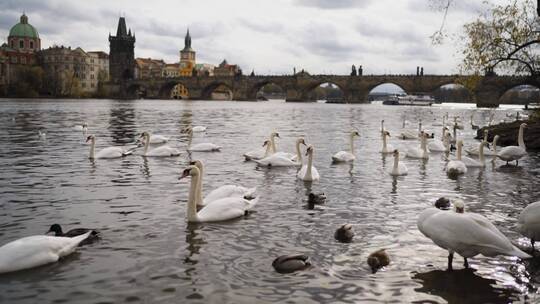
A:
82;123;88;128
270;132;280;138
305;145;314;156
139;131;150;139
352;131;360;137
453;199;465;213
383;131;390;137
179;165;200;180
392;149;399;157
262;140;270;147
297;138;306;146
189;160;204;171
493;135;500;143
46;224;63;236
457;140;463;148
85;135;95;143
521;123;528;129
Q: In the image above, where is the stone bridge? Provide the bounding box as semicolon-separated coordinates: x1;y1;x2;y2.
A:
111;74;540;107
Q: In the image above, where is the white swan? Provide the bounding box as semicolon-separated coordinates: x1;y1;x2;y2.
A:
273;137;306;162
400;121;421;140
380;131;395;154
380;120;386;138
190;160;257;207
497;123;527;165
462;142;486;168
332;131;360;161
453;116;464;130
186;128;221;152
446;140;467;176
470;113;479;130
418;200;530;270
180;165;257;222
428;128;449;152
73;123;88;134
148;134;169;144
140;132;181;157
244;139;273;161
298;145;320;181
518;201;540;251
406;132;429;159
86;135;134;159
255;152;301;167
192;126;207;132
465;130;496;157
0;231;91;274
388;149;408;176
490;135;499;164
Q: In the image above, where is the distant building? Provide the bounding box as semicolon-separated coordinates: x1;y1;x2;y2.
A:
194;63;214;76
179;29;196;76
162;63;181;78
135;58;165;79
39;46;109;95
109;17;136;83
0;13;41;91
214;59;241;77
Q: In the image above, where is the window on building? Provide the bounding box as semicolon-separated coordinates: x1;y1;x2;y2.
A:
82;83;86;88
10;41;14;48
90;74;94;79
91;83;95;88
30;41;34;49
21;57;26;64
19;40;24;49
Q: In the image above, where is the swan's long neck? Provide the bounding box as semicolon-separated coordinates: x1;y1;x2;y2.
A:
483;131;488;143
187;132;193;148
418;121;422;132
453;126;457;140
478;142;485;163
381;121;384;134
518;125;526;150
492;137;498;153
470;114;474;125
295;141;303;163
264;143;273;158
187;175;200;222
196;165;204;205
144;135;150;155
402;119;406;128
306;151;313;180
442;116;446;126
443;133;449;150
421;136;428;157
270;135;277;154
89;138;96;159
350;135;355;154
457;144;462;160
382;133;388;151
392;153;399;173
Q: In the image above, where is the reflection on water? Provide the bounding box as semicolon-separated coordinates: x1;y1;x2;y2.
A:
0;99;539;303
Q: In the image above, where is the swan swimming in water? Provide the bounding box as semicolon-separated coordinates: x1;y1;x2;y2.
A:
417;199;530;270
190;160;257;207
518;201;540;252
186;127;221;152
406;132;429;159
298;145;320;181
427;128;449;152
180;165;258;222
400;121;421;140
140;132;181;157
273;137;306;162
462;141;487;168
86;135;134;159
380;131;395;154
388;149;408;176
466;129;496;156
497;123;527;165
0;231;92;274
244;139;273;161
255;137;305;167
332;131;360;162
192;125;207;132
446;140;467;177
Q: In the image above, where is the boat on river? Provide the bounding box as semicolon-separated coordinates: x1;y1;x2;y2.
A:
383;95;435;106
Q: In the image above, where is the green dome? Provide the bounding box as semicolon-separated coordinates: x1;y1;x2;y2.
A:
9;14;39;39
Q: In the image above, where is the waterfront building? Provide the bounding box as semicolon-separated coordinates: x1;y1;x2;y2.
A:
179;29;196;76
0;13;41;91
214;59;241;77
109;17;136;83
39;46;109;95
194;63;215;76
135;58;165;79
163;63;181;78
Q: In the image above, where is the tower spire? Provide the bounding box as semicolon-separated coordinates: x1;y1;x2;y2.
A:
184;28;191;49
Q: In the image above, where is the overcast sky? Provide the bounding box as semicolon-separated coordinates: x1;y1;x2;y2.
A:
0;0;513;75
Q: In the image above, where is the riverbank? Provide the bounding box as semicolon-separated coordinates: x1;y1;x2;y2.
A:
477;118;540;150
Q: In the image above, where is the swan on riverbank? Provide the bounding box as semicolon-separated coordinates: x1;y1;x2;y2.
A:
497;123;527;165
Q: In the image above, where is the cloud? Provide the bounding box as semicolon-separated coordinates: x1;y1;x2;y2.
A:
295;0;373;9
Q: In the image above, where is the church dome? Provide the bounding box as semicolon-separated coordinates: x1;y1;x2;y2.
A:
9;14;39;39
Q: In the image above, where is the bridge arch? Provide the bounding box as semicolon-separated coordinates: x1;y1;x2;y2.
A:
202;82;234;100
432;83;473;103
498;84;539;105
159;81;190;99
248;81;286;100
127;83;147;99
302;81;347;102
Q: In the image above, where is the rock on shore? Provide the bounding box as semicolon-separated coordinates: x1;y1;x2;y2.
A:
477;119;540;151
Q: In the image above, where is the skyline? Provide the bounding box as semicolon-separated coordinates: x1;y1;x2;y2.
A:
0;0;516;75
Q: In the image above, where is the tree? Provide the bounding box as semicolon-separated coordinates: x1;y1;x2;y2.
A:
460;0;539;76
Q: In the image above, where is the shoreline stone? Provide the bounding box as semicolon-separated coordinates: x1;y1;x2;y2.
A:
477;119;540;151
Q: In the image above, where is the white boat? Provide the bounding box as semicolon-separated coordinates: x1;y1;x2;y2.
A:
384;95;434;106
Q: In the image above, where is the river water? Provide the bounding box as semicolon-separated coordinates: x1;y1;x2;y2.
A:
0;99;539;303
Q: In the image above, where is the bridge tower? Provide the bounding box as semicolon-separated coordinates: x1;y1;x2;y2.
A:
109;17;136;83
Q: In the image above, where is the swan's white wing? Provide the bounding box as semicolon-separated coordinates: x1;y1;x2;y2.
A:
428;140;446;152
244;148;266;160
147;145;181;157
446;160;467;174
149;135;169;144
203;185;256;206
189;143;221;152
498;146;526;161
197;197;252;222
400;130;418;140
192;126;206;132
96;147;124;159
0;232;90;274
256;155;299;167
273;151;296;160
297;165;320;181
462;156;483;168
406;147;422;158
332;151;355;162
518;202;540;240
